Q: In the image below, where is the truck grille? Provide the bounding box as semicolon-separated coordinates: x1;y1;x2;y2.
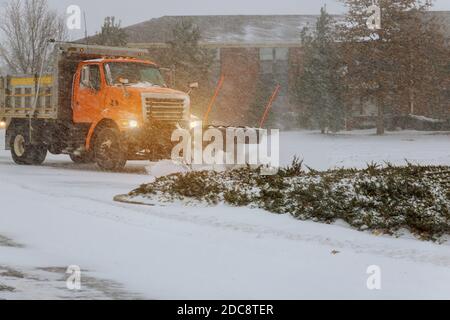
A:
142;95;188;122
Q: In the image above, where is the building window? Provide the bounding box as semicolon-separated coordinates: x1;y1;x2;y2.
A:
260;48;273;74
213;48;221;61
260;48;274;61
275;48;289;61
259;48;289;61
260;48;289;74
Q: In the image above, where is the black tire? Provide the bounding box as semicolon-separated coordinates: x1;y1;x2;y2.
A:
93;127;127;171
10;127;47;165
70;152;94;164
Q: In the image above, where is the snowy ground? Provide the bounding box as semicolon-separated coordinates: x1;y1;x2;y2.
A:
1;129;450;300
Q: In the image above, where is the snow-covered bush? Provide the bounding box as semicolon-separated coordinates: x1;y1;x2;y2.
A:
130;160;450;240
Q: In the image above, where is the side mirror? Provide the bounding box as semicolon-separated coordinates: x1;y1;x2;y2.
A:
81;66;90;88
119;78;129;85
187;82;199;95
118;78;130;98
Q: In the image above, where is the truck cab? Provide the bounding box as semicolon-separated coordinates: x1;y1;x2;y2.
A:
71;57;191;169
1;43;193;171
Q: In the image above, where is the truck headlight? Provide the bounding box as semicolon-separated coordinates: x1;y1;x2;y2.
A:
120;119;139;129
190;121;202;129
128;120;139;128
0;119;6;129
190;115;202;129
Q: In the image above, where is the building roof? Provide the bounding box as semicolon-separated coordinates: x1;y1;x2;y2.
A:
124;12;450;48
124;15;344;46
92;12;449;48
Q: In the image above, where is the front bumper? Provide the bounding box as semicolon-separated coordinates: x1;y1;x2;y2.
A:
122;121;189;161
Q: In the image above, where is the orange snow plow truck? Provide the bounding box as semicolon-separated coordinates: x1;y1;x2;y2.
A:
0;43;195;170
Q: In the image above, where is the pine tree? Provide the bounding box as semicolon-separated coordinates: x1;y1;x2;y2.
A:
339;0;448;135
295;7;345;133
164;19;214;88
96;17;128;47
162;19;215;116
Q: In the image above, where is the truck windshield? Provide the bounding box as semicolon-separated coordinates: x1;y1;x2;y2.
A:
105;62;166;87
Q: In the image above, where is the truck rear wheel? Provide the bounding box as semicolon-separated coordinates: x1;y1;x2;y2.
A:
93;127;127;171
10;129;47;165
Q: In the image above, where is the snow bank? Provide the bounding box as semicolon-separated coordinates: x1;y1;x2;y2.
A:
279;130;450;170
409;114;446;124
123;161;450;241
0;129;4;149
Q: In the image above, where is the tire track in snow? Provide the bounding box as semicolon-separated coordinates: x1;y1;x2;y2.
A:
2;172;450;270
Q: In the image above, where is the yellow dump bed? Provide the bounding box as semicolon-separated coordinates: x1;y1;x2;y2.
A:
0;75;56;119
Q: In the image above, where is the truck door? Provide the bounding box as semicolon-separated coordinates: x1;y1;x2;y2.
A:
73;64;104;124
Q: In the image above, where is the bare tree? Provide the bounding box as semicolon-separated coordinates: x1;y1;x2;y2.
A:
0;0;67;74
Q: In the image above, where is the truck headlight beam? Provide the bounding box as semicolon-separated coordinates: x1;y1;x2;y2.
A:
128;120;139;129
190;121;202;129
120;119;139;129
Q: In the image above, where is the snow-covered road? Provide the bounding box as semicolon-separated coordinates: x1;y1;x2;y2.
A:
1;129;450;299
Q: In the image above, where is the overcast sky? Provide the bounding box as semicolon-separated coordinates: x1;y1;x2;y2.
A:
44;0;450;40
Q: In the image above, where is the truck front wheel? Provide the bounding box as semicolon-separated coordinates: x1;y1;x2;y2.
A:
93;127;127;171
10;130;47;165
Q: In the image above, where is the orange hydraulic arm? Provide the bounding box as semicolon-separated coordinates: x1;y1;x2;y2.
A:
259;84;281;128
203;75;225;124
